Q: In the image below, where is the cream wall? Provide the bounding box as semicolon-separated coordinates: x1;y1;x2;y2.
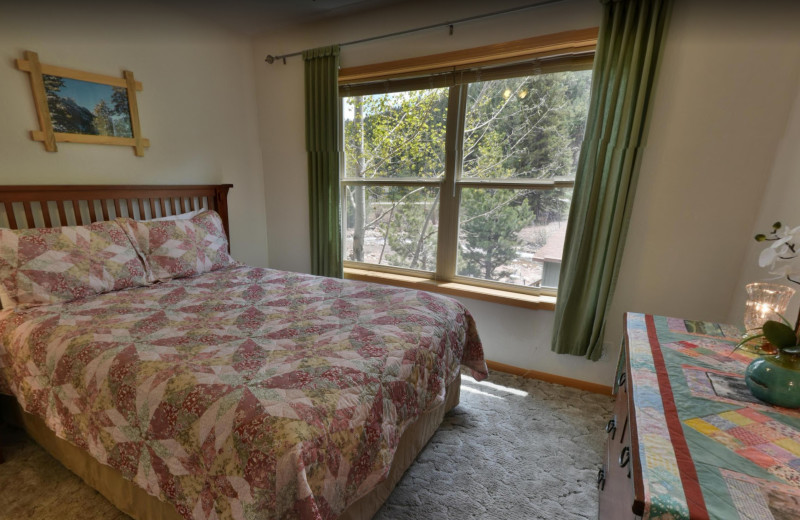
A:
253;0;800;386
0;3;269;267
608;0;800;349
728;80;800;326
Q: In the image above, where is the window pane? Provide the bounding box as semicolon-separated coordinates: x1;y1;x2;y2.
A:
343;89;449;179
457;188;572;288
461;71;591;180
344;185;439;272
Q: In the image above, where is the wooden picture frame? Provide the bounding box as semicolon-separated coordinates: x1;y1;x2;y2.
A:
16;51;150;156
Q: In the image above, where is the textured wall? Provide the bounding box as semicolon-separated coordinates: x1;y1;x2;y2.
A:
0;2;269;267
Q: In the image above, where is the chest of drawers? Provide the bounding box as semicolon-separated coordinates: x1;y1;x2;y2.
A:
598;313;800;520
598;354;642;519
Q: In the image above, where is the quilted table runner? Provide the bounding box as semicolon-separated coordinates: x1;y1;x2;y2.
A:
626;312;800;520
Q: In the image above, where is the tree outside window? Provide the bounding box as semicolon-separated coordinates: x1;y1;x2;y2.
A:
342;68;591;292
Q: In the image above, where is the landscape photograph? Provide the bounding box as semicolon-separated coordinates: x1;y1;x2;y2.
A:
43;74;132;137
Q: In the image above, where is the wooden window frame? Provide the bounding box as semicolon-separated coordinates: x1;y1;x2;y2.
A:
339;29;597;307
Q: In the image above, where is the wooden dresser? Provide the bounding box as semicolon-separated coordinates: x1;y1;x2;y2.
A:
597;344;642;519
598;313;800;520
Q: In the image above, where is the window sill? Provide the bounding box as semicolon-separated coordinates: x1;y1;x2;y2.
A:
343;267;556;311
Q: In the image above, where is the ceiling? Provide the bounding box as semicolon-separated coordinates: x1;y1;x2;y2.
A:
163;0;406;36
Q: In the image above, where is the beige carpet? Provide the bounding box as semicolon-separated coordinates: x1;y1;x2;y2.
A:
0;372;613;520
0;425;128;520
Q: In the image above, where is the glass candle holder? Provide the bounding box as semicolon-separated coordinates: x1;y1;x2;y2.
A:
744;282;796;335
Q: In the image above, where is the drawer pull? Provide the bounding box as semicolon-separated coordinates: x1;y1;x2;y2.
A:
619;446;630;468
605;417;617;439
617;371;627;387
597;468;605;490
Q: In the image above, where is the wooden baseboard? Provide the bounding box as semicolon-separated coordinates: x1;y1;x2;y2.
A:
485;360;613;395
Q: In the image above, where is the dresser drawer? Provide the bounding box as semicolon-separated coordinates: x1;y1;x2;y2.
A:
598;369;641;520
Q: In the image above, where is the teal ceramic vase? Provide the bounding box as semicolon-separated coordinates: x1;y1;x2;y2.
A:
745;353;800;408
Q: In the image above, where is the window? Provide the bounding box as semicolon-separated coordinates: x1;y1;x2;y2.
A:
340;33;593;297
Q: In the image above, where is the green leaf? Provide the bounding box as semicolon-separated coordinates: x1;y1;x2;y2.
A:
773;221;783;230
763;320;798;349
733;333;764;354
755;234;767;242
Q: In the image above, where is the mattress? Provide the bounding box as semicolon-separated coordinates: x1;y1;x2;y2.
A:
0;266;487;519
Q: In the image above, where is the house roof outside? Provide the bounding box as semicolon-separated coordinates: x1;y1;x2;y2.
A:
532;224;567;264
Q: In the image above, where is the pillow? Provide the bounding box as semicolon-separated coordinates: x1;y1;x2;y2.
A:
143;208;204;222
0;221;149;308
117;210;236;283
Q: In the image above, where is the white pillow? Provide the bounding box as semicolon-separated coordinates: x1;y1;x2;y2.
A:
143;208;204;222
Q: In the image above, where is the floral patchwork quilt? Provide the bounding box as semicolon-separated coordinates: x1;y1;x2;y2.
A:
0;266;487;519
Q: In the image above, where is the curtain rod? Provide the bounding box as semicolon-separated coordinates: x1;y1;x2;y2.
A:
264;0;566;64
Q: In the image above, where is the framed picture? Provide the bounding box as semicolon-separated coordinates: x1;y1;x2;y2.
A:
16;51;149;156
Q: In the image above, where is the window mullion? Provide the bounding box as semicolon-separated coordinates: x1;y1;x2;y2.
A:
435;85;467;282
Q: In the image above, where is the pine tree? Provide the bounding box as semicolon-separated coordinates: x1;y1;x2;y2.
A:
342;70;590;283
93;99;113;136
110;87;132;137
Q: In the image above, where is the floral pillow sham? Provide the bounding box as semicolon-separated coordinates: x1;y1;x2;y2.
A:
0;220;148;309
117;210;236;283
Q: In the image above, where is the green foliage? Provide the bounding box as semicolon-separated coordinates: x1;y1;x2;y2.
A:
344;90;447;267
43;74;96;134
459;189;534;280
343;70;591;282
735;318;800;356
343;90;447;180
93;100;113;136
111;87;129;115
384;188;439;270
110;87;132;137
763;320;799;349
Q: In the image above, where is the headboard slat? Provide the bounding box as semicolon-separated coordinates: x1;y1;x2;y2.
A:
42;203;53;228
23;202;35;228
159;198;167;217
101;200;111;221
137;199;146;221
148;198;157;219
56;201;68;227
88;200;98;223
179;197;187;213
72;200;82;225
7;203;18;229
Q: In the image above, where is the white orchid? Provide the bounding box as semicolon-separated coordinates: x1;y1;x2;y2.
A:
756;223;800;285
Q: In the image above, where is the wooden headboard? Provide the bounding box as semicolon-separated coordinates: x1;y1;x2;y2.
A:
0;184;233;239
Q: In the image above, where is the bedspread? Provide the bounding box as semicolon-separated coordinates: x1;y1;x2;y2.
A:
0;266;487;519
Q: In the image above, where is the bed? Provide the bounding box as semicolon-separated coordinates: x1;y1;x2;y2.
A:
0;184;487;520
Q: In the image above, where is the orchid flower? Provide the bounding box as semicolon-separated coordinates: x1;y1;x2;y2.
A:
756;222;800;285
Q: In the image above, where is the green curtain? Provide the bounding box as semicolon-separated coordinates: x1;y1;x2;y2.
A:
551;0;672;360
304;45;343;278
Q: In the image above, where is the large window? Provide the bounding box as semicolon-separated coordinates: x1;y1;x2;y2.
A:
341;48;592;296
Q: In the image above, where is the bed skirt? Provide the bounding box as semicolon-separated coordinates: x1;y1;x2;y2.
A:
6;374;461;520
